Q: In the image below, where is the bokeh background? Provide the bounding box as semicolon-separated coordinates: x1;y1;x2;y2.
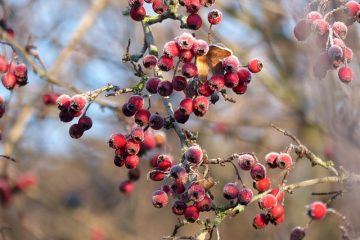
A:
0;0;359;239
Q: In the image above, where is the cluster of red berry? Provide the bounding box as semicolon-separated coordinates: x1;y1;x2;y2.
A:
294;0;359;83
0;174;37;207
56;94;93;139
0;55;28;90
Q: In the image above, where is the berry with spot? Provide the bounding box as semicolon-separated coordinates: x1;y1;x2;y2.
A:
237;153;256;170
128;95;144;112
125;139;140;155
135;109;151;126
185;145;203;164
130;6;146;21
187;13;202;30
109;133;127;149
265;152;279;168
308;201;327;220
248;58;263;73
223;183;239;200
276;153;293;169
172;201;187;215
184;205;199;222
253;214;269;229
208;9;222;25
164;40;180;58
157;80;173;96
196;195;212;211
69;124;84;139
238;187;253;205
259;194;277;210
182;62;198;78
172;76;188;91
250;163;266;181
157;55;174;71
143;55;158;69
224;72;239;88
152;190;168;208
193;96;209;117
130;127;145;143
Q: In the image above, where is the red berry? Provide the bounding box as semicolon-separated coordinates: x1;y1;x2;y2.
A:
308;201;327;220
0;105;4;118
188;183;206;202
238;187;253;205
193;39;209;56
290;227;306;240
196;195;212;211
179;49;194;63
343;47;353;63
59;109;74;122
270;188;284;204
185;0;201;13
128;95;144;112
222;55;239;72
43;92;60;105
237;153;256;170
254;177;271;193
119;180;134;193
184;205;199;222
69;124;84;139
250;163;266;181
174;109;190;124
157;55;174;71
253;214;269;229
149;113;164;130
197;81;214;97
78;116;93;130
345;1;360;17
135;109;151;126
224;72;239;88
273;214;285;225
122;103;136;117
185;145;203;164
276;153;293;169
312;19;328;35
143;55;158;69
163;40;180;58
141;132;156;151
128;0;144;7
193;96;209;117
187;13;202;30
0;55;7;73
179;98;194;115
259;194;277;210
169;165;188;182
129;6;146;21
177;32;195;50
332;21;348;39
172;200;187;215
209;74;225;91
14;63;27;80
306;11;322;22
157;154;173;171
171;179;186;194
108;133;127;149
15;175;37;191
157;80;173;96
248;58;263;73
114;156;125;167
152;0;168;14
268;204;285;220
149;169;166;181
125;139;140;155
172;76;188;91
130;127;145;143
146;77;161;94
208;9;222;25
232;82;247;94
1;73;16;90
338;66;353;83
70;95;87;112
223;183;239;200
265;152;279;168
182;62;198;78
125;155;140;169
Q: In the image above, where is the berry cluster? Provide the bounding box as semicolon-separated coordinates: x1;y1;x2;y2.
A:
294;0;359;83
0;174;37;207
56;94;93;139
128;0;217;30
0;55;28;90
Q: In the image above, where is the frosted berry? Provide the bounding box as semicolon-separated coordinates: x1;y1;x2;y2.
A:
254;177;271;193
224;72;239;88
185;145;203;164
276;153;293;169
129;6;146;21
78;116;93;130
179;49;194;63
149;113;164;130
290;227;306;240
43;92;60;105
186;0;201;13
131;127;145;143
345;1;360;17
1;73;16;90
193;39;209;56
253;214;269;229
157;154;173;170
171;179;186;194
248;58;263;73
135;109;151;126
312;19;328;35
182;62;198;78
128;95;144;112
332;21;348;39
157;80;173;96
259;194;277;210
196;195;212;211
125;139;140;155
294;19;311;41
265;152;279;168
172;201;187;215
157;55;174;71
169;165;188;183
343;47;353;63
143;55;158;69
197;82;214;97
152;190;168;208
179;98;194;115
172;76;188;91
222;55;239;72
146;77;161;94
177;32;195;50
306;11;322;22
56;94;71;110
109;133;127;149
193;96;209;117
119;180;134;193
125;155;140;169
268;204;285;221
209;74;225;91
250;163;266;181
149;170;166;181
223;183;239;200
237;153;256;170
163;40;180;58
188;183;206;202
308;201;327;220
208;9;222;25
187;13;202;30
70;95;87;112
238;187;253;205
14;63;27;79
69;124;84;139
338;66;353;83
184;205;199;222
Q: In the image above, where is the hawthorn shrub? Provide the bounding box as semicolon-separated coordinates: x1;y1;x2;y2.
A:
0;0;359;239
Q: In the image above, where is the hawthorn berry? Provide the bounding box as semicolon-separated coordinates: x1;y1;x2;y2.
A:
259;194;277;210
14;175;37;191
114;156;125;167
327;45;343;62
338;66;353;83
171;179;186;194
184;205;199;222
343;47;353;63
188;183;206;202
312;19;328;35
253;177;271;193
128;0;143;7
128;95;144;112
172;76;188;91
222;56;239;72
119;180;134;193
169;165;188;183
237;153;256;170
265;152;279;168
308;201;327;220
0;55;7;73
1;73;16;90
185;145;203;164
232;82;247;94
122;103;137;117
250;163;266;181
130;127;145;143
78;116;93;130
238;187;253;205
163;40;180;58
172;200;187;215
187;13;202;30
182;62;198;78
270;188;284;203
59;109;74;122
149;113;164;130
152;190;168;208
290;227;306;240
276;153;293;169
109;133;127;149
149;170;166;181
157;55;174;71
179;49;194;63
197;82;214;97
125;155;140;169
43;92;60;105
157;80;173;96
332;21;348;39
196;195;212;211
294;19;311;41
209;75;225;91
210;92;220;104
69;95;87;113
345;0;360;17
208;9;222;25
143;55;158;69
174;108;190;124
177;32;195;50
14;63;27;79
193;39;209;56
193;96;209;117
129;6;146;21
185;0;201;13
253;214;269;229
135;109;151;126
69;124;84;139
152;0;168;14
223;183;239;200
268;204;285;221
146;77;161;94
157;154;173;171
306;11;322;22
125;139;140;155
248;58;263;73
224;72;239;88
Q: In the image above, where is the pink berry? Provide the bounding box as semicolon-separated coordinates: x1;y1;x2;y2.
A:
152;0;168;14
208;9;222;25
193;96;209;117
152;190;168;208
179;49;194;63
306;11;322;22
1;73;16;90
265;152;279;168
143;55;158;69
312;19;328;35
270;188;284;204
14;63;27;79
182;62;198;78
56;94;71;110
308;201;327;220
259;194;277;210
250;163;266;181
125;139;140;155
343;47;353;63
0;55;7;73
163;40;180;58
223;183;239;200
149;170;166;181
193;39;209;56
185;0;201;13
188;183;206;202
209;74;225;91
338;66;353;83
237;153;256;170
238;187;253;205
345;1;360;17
179;98;194;115
177;32;195;50
332;21;348;39
185;145;203;164
169;165;188;183
276;153;293;169
222;55;239;72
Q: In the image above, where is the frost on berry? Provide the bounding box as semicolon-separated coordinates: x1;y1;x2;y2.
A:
276;153;293;169
332;21;348;39
185;145;203;164
223;183;239;200
193;39;209;56
135;109;151;126
208;9;222;25
250;163;266;181
143;55;158;69
253;177;271;193
259;194;277;210
176;32;195;50
163;40;180;58
238;187;253;205
152;190;168;208
188;183;206;202
193;96;209;117
237;153;256;170
265;152;279;168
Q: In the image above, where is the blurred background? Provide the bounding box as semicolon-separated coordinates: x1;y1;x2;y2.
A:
0;0;359;239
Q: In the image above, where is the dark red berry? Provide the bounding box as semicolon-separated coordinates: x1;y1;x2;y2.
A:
237;68;252;84
182;62;198;78
184;205;199;222
114;156;125;167
175;109;190;124
188;183;206;202
224;72;239;88
122;103;136;117
149;169;166;181
146;77;161;94
172;201;187;215
196;195;212;211
185;145;203;164
197;81;214;97
149;113;164;130
152;0;168;14
69;124;84;139
172;76;188;91
130;6;146;21
128;168;141;181
232;82;247;94
135;109;151;126
59;109;74;122
290;227;306;240
143;55;158;69
78;116;93;130
128;95;144;112
14;63;27;79
157;80;173;96
193;96;209;117
253;214;269;229
238;187;253;205
119;180;134;193
187;13;202;30
223;183;239;200
237;153;256;170
250;163;266;181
